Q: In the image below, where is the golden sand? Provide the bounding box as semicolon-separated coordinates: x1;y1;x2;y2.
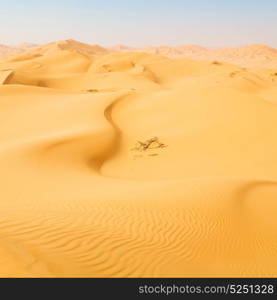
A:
0;40;277;277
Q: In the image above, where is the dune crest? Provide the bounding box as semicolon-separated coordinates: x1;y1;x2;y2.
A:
0;39;277;277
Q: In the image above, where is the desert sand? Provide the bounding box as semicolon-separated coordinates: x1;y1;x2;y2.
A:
0;39;277;277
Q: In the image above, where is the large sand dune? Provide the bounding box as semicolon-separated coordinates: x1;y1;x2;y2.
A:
0;39;277;277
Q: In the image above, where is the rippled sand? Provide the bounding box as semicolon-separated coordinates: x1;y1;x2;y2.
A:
0;40;277;277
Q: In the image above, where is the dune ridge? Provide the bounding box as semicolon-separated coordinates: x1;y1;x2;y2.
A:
2;39;277;68
0;40;277;277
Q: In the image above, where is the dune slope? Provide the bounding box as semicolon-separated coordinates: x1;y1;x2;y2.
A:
0;42;277;277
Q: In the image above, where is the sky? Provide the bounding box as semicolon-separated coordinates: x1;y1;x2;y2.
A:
1;0;277;47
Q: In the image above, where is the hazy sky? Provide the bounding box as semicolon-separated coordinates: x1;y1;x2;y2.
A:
1;0;277;47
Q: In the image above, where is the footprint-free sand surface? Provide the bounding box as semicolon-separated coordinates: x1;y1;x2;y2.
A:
0;40;277;277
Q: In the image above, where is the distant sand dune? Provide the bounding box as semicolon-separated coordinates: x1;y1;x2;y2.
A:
0;40;277;277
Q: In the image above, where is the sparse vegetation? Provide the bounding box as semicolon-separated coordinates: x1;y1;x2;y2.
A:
212;61;221;65
230;71;237;78
132;137;167;152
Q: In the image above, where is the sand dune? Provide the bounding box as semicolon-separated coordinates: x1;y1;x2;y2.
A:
0;43;38;62
14;42;38;50
3;39;277;68
115;43;277;68
108;44;135;52
0;45;22;61
0;40;277;277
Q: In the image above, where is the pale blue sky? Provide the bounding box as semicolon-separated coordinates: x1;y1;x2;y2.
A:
1;0;277;47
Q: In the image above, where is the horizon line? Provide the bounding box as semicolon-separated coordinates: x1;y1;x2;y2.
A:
1;39;277;50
